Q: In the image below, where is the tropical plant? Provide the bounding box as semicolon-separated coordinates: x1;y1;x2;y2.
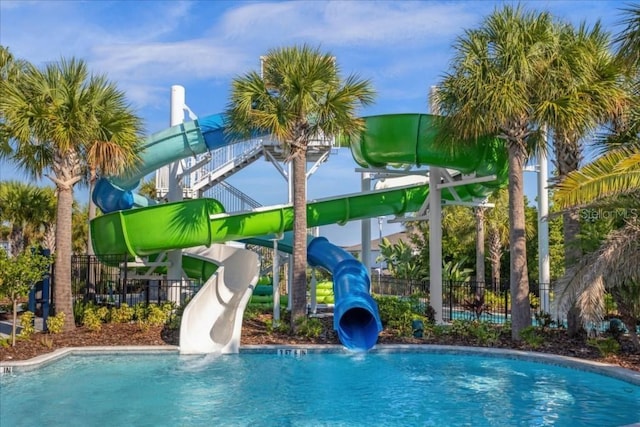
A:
552;5;640;350
377;237;420;280
0;181;56;254
433;4;576;339
226;44;375;328
434;5;612;339
0;247;52;346
485;189;509;288
0;56;143;331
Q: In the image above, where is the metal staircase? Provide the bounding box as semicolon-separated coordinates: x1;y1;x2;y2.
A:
188;139;264;197
203;181;261;212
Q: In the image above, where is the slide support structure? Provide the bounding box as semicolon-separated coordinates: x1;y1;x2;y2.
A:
538;130;550;313
361;172;372;274
429;167;444;324
167;85;185;303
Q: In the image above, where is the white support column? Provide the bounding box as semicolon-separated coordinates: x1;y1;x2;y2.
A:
272;238;280;326
310;268;317;315
429;167;444;324
361;172;372;275
167;85;185;304
538;133;550;313
286;161;294;312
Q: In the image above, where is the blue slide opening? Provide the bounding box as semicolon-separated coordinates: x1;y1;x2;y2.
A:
307;237;382;351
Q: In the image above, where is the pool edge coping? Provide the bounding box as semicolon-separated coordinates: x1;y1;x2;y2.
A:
2;344;639;386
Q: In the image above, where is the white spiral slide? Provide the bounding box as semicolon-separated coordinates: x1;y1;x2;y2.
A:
179;244;260;354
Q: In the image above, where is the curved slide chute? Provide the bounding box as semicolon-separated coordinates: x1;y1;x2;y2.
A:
308;237;381;351
93;114;229;213
179;244;260;354
241;233;383;351
90;113;507;353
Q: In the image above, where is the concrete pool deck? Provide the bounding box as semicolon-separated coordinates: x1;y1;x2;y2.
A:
2;344;640;387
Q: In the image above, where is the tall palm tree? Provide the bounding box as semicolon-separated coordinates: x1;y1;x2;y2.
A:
432;5;560;339
542;21;629;335
553;4;640;348
0;57;142;331
226;45;375;327
485;189;510;289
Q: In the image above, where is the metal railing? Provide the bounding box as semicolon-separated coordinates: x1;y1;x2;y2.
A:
203;181;262;213
70;255;203;308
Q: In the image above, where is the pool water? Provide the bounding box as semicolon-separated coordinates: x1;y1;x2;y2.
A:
2;351;639;426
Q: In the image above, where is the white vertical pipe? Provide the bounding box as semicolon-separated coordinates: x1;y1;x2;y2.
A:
361;172;372;276
429;167;444;324
167;85;184;303
538;129;550;313
287;161;293;312
310;268;317;314
272;239;280;326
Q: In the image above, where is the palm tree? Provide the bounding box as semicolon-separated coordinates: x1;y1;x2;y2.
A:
542;21;629;335
0;57;142;331
226;45;375;327
485;189;510;289
432;5;560;339
554;220;640;350
0;181;56;253
553;5;640;348
0;46;28;156
85;78;142;255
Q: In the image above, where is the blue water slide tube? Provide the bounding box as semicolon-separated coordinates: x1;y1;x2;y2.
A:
93;114;229;213
307;237;382;351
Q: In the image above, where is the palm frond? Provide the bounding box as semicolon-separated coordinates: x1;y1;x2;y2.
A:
553;220;640;323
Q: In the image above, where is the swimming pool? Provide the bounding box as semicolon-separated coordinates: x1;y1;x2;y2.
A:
2;347;639;427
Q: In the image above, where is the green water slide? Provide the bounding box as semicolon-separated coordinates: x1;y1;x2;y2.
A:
91;114;507;259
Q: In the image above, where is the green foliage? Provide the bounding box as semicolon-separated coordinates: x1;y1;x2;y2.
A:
110;303;133;323
448;320;502;346
374;295;428;337
444;257;474;282
82;308;102;332
377;237;420;280
534;311;556;331
145;304;169;326
46;312;65;334
0;247;51;345
519;326;544;348
73;300;86;325
18;310;35;338
294;317;323;339
588;337;621;356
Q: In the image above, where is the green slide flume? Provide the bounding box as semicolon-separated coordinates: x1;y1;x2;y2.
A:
91;114;507;258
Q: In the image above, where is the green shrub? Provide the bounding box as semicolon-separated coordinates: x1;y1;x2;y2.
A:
82;308;102;332
96;306;110;323
111;303;134;323
588;337;621;357
145;304;169;326
46;312;65;334
519;326;544;348
19;311;36;338
295;317;323;339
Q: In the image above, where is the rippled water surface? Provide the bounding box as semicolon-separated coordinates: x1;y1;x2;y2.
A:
2;352;639;426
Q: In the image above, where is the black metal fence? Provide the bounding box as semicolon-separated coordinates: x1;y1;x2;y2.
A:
70;255;202;308
371;275;556;324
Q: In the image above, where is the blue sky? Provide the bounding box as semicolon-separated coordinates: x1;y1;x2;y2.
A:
0;1;628;246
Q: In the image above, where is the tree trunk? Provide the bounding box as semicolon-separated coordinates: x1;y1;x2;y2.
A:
53;185;76;331
554;135;584;337
290;153;308;329
488;230;502;291
508;141;531;340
